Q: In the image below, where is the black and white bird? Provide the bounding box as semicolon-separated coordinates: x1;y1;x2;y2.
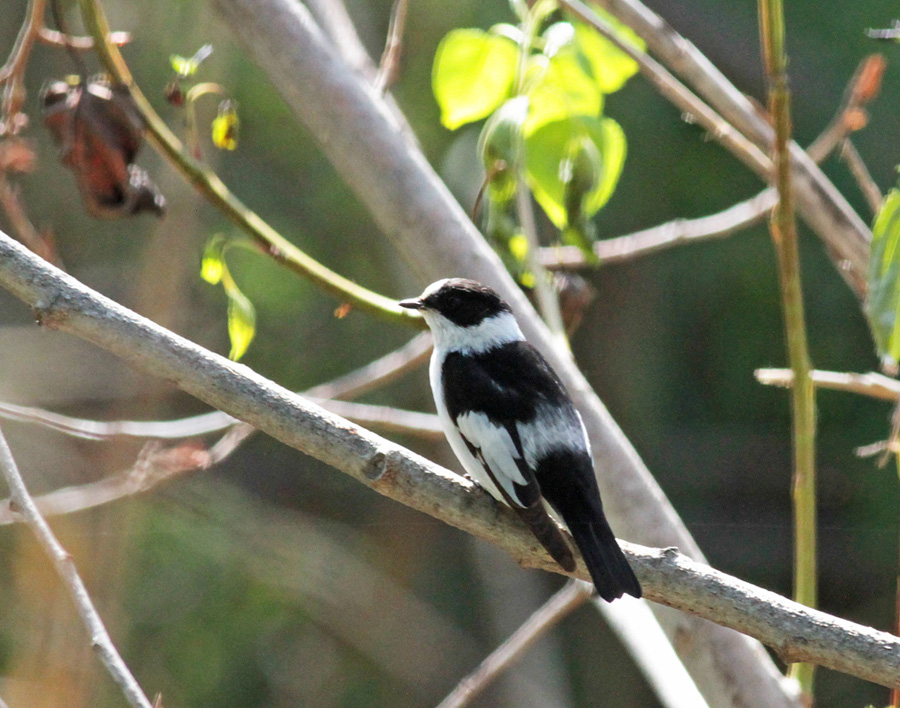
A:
400;278;641;601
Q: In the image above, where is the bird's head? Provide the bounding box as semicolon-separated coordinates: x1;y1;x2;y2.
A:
399;279;522;353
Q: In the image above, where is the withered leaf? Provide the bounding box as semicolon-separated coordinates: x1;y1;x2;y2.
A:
41;76;165;219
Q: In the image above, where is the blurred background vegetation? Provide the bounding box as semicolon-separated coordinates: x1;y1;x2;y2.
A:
1;0;900;706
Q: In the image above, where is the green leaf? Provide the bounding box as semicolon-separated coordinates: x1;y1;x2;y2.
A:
432;29;519;130
525;116;626;229
865;188;900;369
572;22;643;94
524;50;602;134
224;278;256;362
478;97;528;202
200;234;227;285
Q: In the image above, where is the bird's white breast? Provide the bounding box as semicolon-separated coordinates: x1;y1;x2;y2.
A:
430;346;510;504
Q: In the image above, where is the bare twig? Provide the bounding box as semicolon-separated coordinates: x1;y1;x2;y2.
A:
0;329;435;519
0;169;54;262
756;368;900;401
305;331;432;401
36;27;130;48
1;0;47;134
373;0;408;94
0;424;154;708
436;580;592;708
540;190;777;269
841;139;883;214
3;229;900;690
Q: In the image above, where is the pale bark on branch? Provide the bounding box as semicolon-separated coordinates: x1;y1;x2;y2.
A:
1;230;899;690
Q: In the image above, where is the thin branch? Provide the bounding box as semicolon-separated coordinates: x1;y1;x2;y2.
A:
582;0;871;298
36;27;130;48
436;580;592;708
541;190;776;269
540;54;883;270
759;0;817;694
0;168;55;262
841;139;883;214
305;331;432;401
0;441;211;525
756;368;900;401
0;424;154;708
76;0;422;329
1;0;46;134
3;230;900;690
373;0;408;94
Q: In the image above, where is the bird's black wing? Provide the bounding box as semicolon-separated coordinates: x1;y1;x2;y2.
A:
442;343;576;571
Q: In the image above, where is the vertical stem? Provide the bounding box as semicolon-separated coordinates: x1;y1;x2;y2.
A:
758;0;817;696
894;458;900;708
513;0;567;343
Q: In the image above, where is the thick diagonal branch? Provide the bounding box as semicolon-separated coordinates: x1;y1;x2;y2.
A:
1;230;899;689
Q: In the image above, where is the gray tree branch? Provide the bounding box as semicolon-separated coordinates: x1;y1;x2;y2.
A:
2;229;899;690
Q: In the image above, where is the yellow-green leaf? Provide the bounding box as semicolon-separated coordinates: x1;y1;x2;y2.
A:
224;279;256;362
525;116;626;228
432;29;518;130
170;44;213;78
212;100;239;151
865;188;900;369
200;234;227;285
524;50;603;135
571;20;643;94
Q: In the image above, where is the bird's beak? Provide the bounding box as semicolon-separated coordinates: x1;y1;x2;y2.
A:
398;297;424;310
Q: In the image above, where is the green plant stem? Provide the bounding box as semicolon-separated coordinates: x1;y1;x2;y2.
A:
513;0;567;343
78;0;422;329
758;0;817;695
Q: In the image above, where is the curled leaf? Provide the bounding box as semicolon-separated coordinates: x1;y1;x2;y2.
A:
224;278;256;362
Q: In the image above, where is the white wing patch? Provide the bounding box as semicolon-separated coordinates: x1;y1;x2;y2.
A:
456;411;530;504
517;405;591;468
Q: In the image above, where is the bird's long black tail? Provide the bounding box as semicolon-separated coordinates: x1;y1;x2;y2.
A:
569;514;641;602
536;449;642;602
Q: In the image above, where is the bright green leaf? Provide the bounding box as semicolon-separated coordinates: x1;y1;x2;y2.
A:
525;116;626;229
524;50;603;134
224;278;256;362
865;188;900;369
200;234;227;285
572;19;643;94
432;29;519;130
